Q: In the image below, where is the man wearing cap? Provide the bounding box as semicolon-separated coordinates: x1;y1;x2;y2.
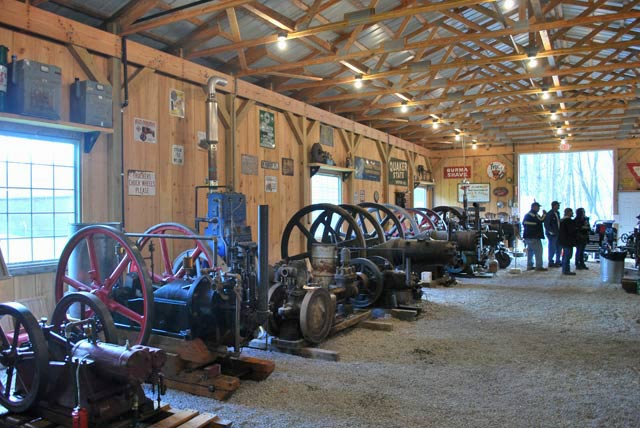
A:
559;207;577;275
544;201;562;267
522;202;548;271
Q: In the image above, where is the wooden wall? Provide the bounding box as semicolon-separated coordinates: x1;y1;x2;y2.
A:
433;153;516;216
0;27;434;314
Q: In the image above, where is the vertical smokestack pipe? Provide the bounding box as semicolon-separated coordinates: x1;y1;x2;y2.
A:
257;205;269;326
203;77;228;186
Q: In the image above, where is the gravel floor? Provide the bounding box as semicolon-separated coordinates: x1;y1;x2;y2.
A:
157;260;640;428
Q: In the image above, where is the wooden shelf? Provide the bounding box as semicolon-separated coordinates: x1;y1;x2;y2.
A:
0;112;113;153
414;180;435;188
309;163;355;181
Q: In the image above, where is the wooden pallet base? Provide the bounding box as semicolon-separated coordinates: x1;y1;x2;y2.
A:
250;310;385;361
0;405;232;428
122;333;275;401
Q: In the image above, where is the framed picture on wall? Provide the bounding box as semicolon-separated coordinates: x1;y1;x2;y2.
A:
457;183;490;203
320;123;334;147
259;109;276;149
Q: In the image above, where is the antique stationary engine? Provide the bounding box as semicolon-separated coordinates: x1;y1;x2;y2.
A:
0;293;165;426
54;77;269;354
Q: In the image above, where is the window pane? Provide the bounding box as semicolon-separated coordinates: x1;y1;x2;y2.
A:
55;213;75;237
54;166;75;190
414;187;427;208
32;165;54;189
33;237;56;261
33;213;54;236
54;190;75;212
8;238;32;263
0;134;78;265
7;188;31;213
8;213;31;238
32;189;54;213
7;162;31;188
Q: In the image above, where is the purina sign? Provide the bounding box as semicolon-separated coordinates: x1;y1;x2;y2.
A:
443;166;471;179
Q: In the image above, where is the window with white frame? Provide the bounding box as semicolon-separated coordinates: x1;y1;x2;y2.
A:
311;173;342;205
0;128;79;272
414;186;427;208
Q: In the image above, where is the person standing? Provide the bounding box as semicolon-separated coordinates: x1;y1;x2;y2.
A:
559;207;577;275
523;202;547;271
575;208;591;270
544;201;562;267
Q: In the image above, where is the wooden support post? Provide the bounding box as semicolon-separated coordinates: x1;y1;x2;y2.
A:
106;22;123;225
304;119;318;208
406;150;417;207
376;139;392;203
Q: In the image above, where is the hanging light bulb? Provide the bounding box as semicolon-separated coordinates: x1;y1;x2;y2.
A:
550;110;558;120
455;132;461;141
556;126;564;135
472;139;478;149
354;74;363;89
528;57;538;68
400;101;408;113
541;90;550;100
432;119;439;129
503;0;515;9
277;32;288;50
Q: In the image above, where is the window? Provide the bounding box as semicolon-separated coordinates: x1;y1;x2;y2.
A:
311;173;342;205
0;129;79;272
414;186;427;208
519;150;614;221
311;173;342;239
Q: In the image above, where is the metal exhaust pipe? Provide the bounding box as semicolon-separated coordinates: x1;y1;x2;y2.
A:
201;77;228;187
257;205;269;326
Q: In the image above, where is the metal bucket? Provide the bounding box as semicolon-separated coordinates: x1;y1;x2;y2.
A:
599;256;624;284
310;243;337;288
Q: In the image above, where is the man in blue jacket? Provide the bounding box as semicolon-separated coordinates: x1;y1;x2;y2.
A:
523;202;547;271
544;201;562;267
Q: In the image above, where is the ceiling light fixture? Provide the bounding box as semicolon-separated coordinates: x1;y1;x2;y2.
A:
556;126;564;135
455;131;461;141
472;139;478;150
528;57;538;68
503;0;515;9
550;110;558;120
277;32;287;50
432;119;439;129
400;101;408;113
541;86;550;100
354;74;363;89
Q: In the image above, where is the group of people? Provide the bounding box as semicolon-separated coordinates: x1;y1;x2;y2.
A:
522;201;591;275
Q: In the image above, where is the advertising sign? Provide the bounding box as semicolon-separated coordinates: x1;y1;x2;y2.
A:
354;156;381;182
389;157;408;186
457;183;490;203
444;166;471;179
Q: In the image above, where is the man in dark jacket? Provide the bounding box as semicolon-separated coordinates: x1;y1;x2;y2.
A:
544;201;562;267
523;202;547;271
559;207;577;275
574;208;591;270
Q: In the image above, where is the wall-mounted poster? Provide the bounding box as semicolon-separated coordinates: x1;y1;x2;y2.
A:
134;117;157;143
457;183;490;203
320;123;334;147
265;175;277;192
444;166;471;179
259;109;276;149
389;157;408;186
197;131;206;150
241;154;258;175
169;88;185;118
128;170;156;196
282;158;294;176
261;160;279;170
354;156;381;182
487;161;506;180
171;145;184;165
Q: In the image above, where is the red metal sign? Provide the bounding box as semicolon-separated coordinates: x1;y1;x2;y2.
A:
443;166;471;179
627;163;640;183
